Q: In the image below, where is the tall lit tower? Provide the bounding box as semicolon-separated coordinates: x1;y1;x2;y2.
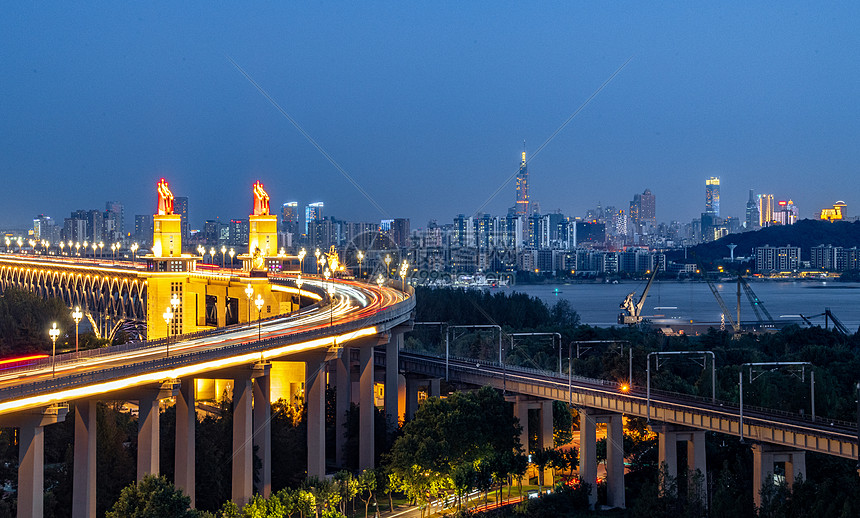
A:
515;151;529;217
758;194;774;227
705;176;720;216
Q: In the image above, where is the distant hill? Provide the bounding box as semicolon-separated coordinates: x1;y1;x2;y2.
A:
666;219;860;266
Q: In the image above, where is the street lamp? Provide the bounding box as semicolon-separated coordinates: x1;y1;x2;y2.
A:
384;254;392;278
244;283;254;323
399;260;409;290
170;293;181;347
98;241;104;258
229;248;235;272
59;241;65;256
49;323;60;376
75;242;81;256
221;245;227;268
111;243;117;261
298;248;307;273
295;275;304;313
92;243;97;258
197;245;205;258
131;243;139;262
255;294;264;341
328;283;336;327
72;306;83;353
163;307;174;357
209;247;216;264
376;274;385;288
357;250;364;279
314;248;321;274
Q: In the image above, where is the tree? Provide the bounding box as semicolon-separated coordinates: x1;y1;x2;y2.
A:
106;475;198;518
450;462;475;510
356;469;377;518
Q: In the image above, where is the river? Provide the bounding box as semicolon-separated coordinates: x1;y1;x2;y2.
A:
509;280;860;330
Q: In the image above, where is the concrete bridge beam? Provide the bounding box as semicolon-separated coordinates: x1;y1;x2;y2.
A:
73;400;97;518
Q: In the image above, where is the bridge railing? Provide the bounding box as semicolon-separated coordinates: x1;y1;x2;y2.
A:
0;284;415;401
401;351;859;432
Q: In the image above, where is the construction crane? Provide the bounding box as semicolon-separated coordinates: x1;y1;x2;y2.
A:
799;308;850;336
694;257;741;333
618;267;659;325
737;275;775;325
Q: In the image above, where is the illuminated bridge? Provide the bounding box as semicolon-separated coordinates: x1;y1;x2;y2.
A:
392;351;859;509
0;180;416;518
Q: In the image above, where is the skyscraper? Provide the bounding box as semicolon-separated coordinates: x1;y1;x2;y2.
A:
758;194;774;227
515;151;529;217
174;196;189;239
305;202;324;235
105;201;124;237
705;176;720;216
282;202;299;236
745;190;760;230
630;189;656;232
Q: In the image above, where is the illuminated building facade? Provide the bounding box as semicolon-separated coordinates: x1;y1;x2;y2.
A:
773;200;798;225
175;196;189;241
305;202;324;235
282;202;299;235
758;194;774;227
705;176;720;216
745;190;760;230
515;151;529;217
630;189;656;233
820;201;847;221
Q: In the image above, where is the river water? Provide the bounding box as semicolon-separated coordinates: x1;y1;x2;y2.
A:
509;280;860;330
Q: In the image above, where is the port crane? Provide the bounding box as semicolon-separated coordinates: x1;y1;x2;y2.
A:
618;267;660;325
694;256;741;333
737;275;775;326
799;308;850;336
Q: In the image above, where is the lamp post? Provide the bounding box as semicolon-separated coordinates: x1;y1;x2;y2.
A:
295;275;304;313
99;241;104;258
229;248;235;273
221;245;227;268
169;293;181;355
72;306;82;353
110;243;116;261
376;274;385;288
328;284;336;327
384;254;392;278
75;242;80;256
131;243;139;262
399;260;409;290
298;248;307;274
314;248;321;275
245;283;254;323
209;247;216;265
49;323;60;376
92;243;97;258
356;250;364;279
59;241;65;256
163;307;174;357
255;294;264;341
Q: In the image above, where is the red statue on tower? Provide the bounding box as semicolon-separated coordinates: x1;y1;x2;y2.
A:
252;181;270;216
157;178;174;215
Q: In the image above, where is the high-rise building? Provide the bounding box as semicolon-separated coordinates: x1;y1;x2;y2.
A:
515;151;529;217
705;177;720;216
773;200;798;226
630;189;656;232
745;190;760;230
390;218;410;248
282;202;299;236
105;201;124;237
134;215;152;245
229;219;248;248
85;210;103;243
174;196;189;239
758;194;774;227
305;202;324;235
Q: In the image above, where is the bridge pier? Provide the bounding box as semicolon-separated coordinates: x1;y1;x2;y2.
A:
306;352;328;478
254;369;272;498
752;444;806;509
232;374;254;507
7;406;69;518
655;424;707;505
73;400;97;518
385;330;403;427
513;397;554;487
359;343;375;471
335;347;351;468
138;392;162;480
175;379;195;507
578;408;598;509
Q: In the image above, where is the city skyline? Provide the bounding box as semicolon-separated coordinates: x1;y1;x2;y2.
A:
2;4;859;228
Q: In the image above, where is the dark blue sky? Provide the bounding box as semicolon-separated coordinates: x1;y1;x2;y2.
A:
2;3;858;230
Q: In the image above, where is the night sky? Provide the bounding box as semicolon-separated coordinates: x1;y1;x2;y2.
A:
2;3;858;230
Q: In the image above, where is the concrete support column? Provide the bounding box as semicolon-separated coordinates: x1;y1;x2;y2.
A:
578;408;598;509
657;427;678;481
514;398;530;457
385;333;401;427
137;392;161;480
73;400;97;518
359;345;375;471
406;376;420;420
175;379;195;507
335;348;351;468
306;355;326;478
605;414;625;509
18;425;45;518
428;378;441;398
752;444;807;509
540;400;554;486
253;373;272;498
232;375;253;507
687;430;707;505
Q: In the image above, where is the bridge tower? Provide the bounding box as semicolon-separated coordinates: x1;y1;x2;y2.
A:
240;181;299;274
